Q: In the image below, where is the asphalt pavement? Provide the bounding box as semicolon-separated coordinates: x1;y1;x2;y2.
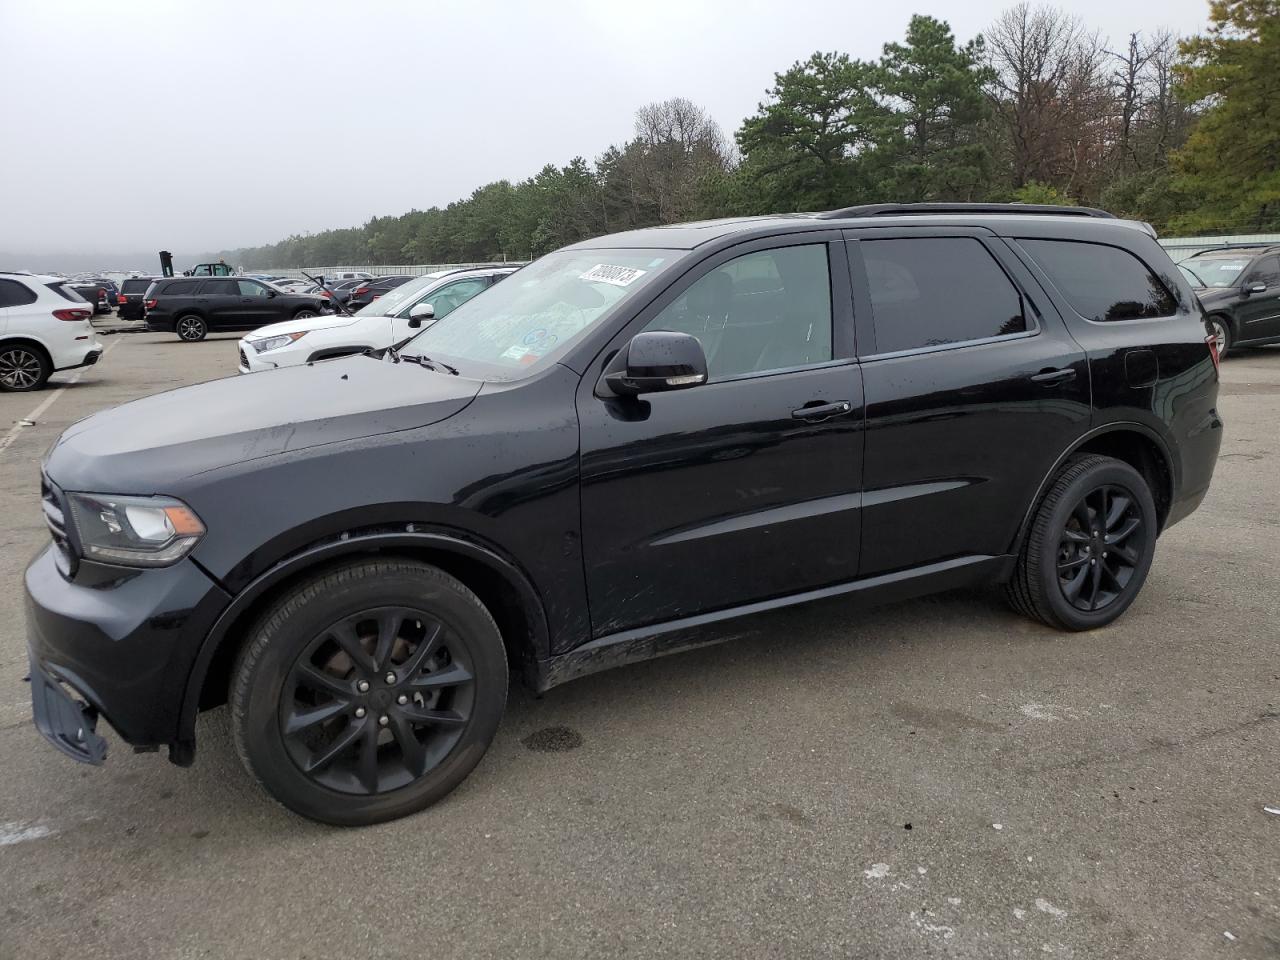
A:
0;326;1276;960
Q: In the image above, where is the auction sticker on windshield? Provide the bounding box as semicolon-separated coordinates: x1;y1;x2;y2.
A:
580;264;647;287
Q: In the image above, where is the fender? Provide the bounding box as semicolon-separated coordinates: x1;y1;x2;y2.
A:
175;526;550;755
1009;420;1177;555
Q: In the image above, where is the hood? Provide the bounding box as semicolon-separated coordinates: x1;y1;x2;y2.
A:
45;354;481;493
244;311;362;340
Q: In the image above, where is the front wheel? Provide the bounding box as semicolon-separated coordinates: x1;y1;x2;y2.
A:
176;314;208;342
1208;316;1231;359
1007;455;1157;631
230;559;508;825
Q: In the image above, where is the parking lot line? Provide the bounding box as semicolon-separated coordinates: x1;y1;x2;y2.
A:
0;339;118;455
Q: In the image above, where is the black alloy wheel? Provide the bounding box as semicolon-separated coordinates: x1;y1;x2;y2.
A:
231;559;507;825
176;315;208;342
1055;484;1147;613
1007;454;1157;631
281;606;474;796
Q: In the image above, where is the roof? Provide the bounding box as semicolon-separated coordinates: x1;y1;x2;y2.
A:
568;203;1149;251
1187;244;1280;258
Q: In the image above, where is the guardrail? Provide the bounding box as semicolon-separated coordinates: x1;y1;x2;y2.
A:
251;262;527;279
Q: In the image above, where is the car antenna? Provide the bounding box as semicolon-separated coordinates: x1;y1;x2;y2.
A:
301;271;354;317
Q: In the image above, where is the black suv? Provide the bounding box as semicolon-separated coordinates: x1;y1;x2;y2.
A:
116;276;158;321
26;204;1222;825
1179;244;1280;357
143;276;328;341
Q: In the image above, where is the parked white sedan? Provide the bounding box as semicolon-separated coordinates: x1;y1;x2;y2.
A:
237;267;516;373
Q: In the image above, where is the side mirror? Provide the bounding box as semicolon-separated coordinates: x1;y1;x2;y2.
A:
1244;282;1267;295
599;331;708;397
407;302;435;329
267;289;276;298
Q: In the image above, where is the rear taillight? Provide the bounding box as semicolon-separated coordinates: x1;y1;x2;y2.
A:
1206;333;1221;373
53;308;92;321
353;286;369;295
372;294;382;300
145;298;158;310
117;294;127;304
320;291;331;298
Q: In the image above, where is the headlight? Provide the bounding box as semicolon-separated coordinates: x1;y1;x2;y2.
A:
66;493;206;567
251;331;307;353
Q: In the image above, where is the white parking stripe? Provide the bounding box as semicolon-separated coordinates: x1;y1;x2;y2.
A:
0;339;119;455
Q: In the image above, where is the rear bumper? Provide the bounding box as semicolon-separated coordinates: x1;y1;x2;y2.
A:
24;545;231;757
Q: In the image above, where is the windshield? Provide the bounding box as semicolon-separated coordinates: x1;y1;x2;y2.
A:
1178;264;1206;288
354;273;447;316
1188;257;1252;288
402;249;678;379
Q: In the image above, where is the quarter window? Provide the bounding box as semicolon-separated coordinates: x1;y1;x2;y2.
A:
1020;239;1176;322
643;244;833;380
861;238;1026;354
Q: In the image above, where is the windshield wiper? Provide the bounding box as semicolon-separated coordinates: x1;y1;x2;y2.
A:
399;353;459;375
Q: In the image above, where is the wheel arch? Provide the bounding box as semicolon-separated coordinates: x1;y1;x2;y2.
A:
1011;423;1176;556
0;336;53;364
178;527;549;756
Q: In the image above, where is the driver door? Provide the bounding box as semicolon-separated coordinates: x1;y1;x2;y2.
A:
576;235;864;637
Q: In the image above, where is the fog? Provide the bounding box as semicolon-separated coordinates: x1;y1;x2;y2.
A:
0;0;1213;269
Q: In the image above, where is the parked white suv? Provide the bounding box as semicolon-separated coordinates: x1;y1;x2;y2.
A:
0;273;104;391
238;267;517;373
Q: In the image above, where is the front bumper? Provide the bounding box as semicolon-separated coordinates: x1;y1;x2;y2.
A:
25;545;231;759
29;656;108;764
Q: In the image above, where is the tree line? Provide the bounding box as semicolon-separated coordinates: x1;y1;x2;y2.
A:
220;0;1280;269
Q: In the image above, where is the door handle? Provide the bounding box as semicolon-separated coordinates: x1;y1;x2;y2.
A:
791;400;852;422
1031;367;1077;384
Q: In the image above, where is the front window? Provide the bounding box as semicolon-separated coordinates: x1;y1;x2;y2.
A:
354;273;446;317
1185;257;1253;288
403;249;678;379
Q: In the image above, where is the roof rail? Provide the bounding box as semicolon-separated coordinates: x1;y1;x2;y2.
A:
815;202;1116;220
1186;242;1280;256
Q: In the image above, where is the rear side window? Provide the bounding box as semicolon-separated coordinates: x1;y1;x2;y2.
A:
161;279;199;295
200;279;237;295
1020;239;1176;322
861;238;1026;354
0;277;37;307
46;281;85;303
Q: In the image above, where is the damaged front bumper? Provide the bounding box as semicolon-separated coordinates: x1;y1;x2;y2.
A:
28;657;108;764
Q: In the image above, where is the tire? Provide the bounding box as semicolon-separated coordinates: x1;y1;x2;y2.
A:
230;559;508;826
1007;454;1157;631
1207;315;1231;359
293;309;317;321
176;314;208;342
0;343;52;392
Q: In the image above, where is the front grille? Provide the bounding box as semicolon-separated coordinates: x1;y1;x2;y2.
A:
238;347;248;369
41;475;76;576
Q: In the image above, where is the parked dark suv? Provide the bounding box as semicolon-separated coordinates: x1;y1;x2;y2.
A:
1179;244;1280;357
143;276;329;341
116;276;158;321
26;204;1221;825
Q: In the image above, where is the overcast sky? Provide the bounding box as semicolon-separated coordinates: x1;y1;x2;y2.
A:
1;0;1213;260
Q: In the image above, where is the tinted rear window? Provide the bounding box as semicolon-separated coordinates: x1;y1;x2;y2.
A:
46;281;85;303
861;238;1027;354
160;279;200;295
1020;239;1176;322
121;278;153;293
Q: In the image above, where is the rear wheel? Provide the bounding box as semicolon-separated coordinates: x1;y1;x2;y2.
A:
176;314;208;342
0;343;51;392
293;309;317;321
230;559;508;825
1208;315;1231;359
1007;455;1157;631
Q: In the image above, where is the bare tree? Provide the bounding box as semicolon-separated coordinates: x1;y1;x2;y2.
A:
626;98;734;223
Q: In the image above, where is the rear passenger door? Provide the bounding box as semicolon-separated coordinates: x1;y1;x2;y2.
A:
847;228;1091;577
197;278;242;328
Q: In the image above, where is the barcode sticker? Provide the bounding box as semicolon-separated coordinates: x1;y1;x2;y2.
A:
580;264;646;287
